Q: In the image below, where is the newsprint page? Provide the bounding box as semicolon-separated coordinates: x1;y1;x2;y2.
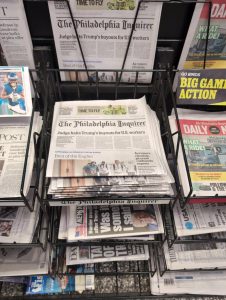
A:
48;0;162;82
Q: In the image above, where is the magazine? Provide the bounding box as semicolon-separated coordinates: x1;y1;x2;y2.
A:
176;69;226;106
48;0;162;82
173;201;226;236
0;0;35;68
173;0;226;90
66;244;149;265
163;232;226;270
67;204;163;241
169;109;226;198
46;97;169;178
0;66;32;117
26;274;94;295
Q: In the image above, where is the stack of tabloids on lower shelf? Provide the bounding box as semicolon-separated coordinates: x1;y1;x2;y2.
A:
46;96;174;205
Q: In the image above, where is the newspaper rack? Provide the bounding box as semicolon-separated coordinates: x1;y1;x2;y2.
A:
165;70;226;207
37;67;179;207
162;204;226;248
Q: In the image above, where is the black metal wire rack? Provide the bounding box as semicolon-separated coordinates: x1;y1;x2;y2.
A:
2;0;226;299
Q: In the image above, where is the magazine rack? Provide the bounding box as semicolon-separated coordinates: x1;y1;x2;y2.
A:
2;0;226;299
164;70;226;207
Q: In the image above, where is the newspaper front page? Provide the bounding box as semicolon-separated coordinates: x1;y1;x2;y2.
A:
67;204;163;241
151;268;226;295
48;0;162;82
46;97;166;178
0;0;35;68
169;110;226;198
173;201;226;236
66;244;149;265
163;232;226;270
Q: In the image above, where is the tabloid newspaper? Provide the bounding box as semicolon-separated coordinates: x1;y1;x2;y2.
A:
151;268;226;295
0;199;40;243
0;66;32;118
67;204;163;241
0;112;42;202
169;109;226;198
173;0;226;90
163;232;226;270
173;201;226;236
0;245;50;276
66;244;149;265
58;206;154;241
46;97;170;178
0;0;35;68
48;0;162;82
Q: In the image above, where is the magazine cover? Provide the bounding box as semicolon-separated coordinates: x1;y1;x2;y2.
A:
180;118;226;195
176;69;226;105
0;67;32;117
67;204;163;241
174;0;226;90
26;276;76;295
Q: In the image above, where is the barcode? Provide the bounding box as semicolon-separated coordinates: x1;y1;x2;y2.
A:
86;275;95;290
208;222;216;227
164;278;174;286
39;262;45;269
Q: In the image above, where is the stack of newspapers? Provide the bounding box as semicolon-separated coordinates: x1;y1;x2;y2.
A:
169;108;226;203
46;96;174;204
59;204;163;245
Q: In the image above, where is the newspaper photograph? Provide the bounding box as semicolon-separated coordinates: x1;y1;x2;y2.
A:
173;201;226;236
48;0;162;82
46;97;166;178
163;232;226;270
0;66;32;117
67;204;163;241
66;244;149;265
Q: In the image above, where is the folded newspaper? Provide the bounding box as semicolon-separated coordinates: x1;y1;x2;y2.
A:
169;108;226;199
46;96;174;204
0;199;40;243
163;232;226;270
151;268;226;295
67;204;163;241
66;244;149;265
0;245;50;276
173;201;226;236
0;112;42;202
48;0;162;83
